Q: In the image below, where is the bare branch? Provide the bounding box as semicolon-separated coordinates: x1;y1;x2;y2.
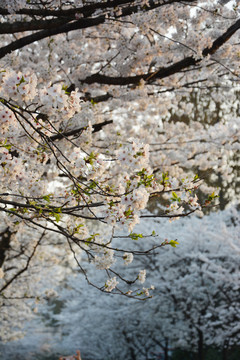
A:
0;231;45;293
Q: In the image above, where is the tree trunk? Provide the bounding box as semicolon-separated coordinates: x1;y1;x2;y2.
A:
164;338;169;360
197;329;204;360
0;227;12;267
222;340;228;360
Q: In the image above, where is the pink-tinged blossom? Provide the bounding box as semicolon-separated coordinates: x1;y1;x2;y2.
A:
132;186;149;211
189;194;201;210
117;141;150;170
1;71;37;101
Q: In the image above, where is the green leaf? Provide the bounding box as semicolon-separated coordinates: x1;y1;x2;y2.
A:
85;233;99;245
207;192;219;201
42;194;51;203
73;224;84;233
171;191;181;202
4;144;12;150
129;232;143;241
124;209;133;218
54;213;61;223
84;151;97;165
0;139;12;150
160;171;169;185
89;181;97;189
108;200;115;208
169;240;179;248
16;76;25;87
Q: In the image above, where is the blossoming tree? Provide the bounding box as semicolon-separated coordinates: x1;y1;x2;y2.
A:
2;205;238;359
0;0;240;342
45;206;239;360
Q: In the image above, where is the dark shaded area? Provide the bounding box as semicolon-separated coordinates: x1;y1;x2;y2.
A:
0;227;12;267
172;345;240;360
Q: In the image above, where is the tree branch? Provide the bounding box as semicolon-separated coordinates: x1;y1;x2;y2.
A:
0;227;12;268
0;0;196;59
202;18;240;56
81;18;240;86
81;57;197;85
49;119;113;141
0;17;74;34
0;0;139;17
0;231;45;293
0;0;195;18
0;17;105;59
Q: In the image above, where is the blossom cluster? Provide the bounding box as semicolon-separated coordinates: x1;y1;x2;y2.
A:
117;142;150;171
105;277;119;292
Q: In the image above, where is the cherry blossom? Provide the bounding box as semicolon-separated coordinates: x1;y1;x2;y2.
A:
0;0;239;345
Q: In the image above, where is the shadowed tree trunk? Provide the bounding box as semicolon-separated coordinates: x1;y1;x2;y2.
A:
164;337;169;360
222;340;229;360
197;329;203;360
0;227;12;267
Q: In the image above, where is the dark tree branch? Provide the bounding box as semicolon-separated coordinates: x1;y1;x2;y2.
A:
0;231;45;293
92;119;114;133
0;0;195;18
0;17;105;59
81;18;240;86
0;227;12;268
81;57;197;85
49;119;113;141
0;17;74;34
0;0;196;59
0;0;138;17
83;92;113;103
202;18;240;56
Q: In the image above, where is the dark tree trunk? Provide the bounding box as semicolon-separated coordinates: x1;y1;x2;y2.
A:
0;227;12;267
129;346;137;360
222;347;227;360
197;329;204;360
164;338;169;360
222;340;229;360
